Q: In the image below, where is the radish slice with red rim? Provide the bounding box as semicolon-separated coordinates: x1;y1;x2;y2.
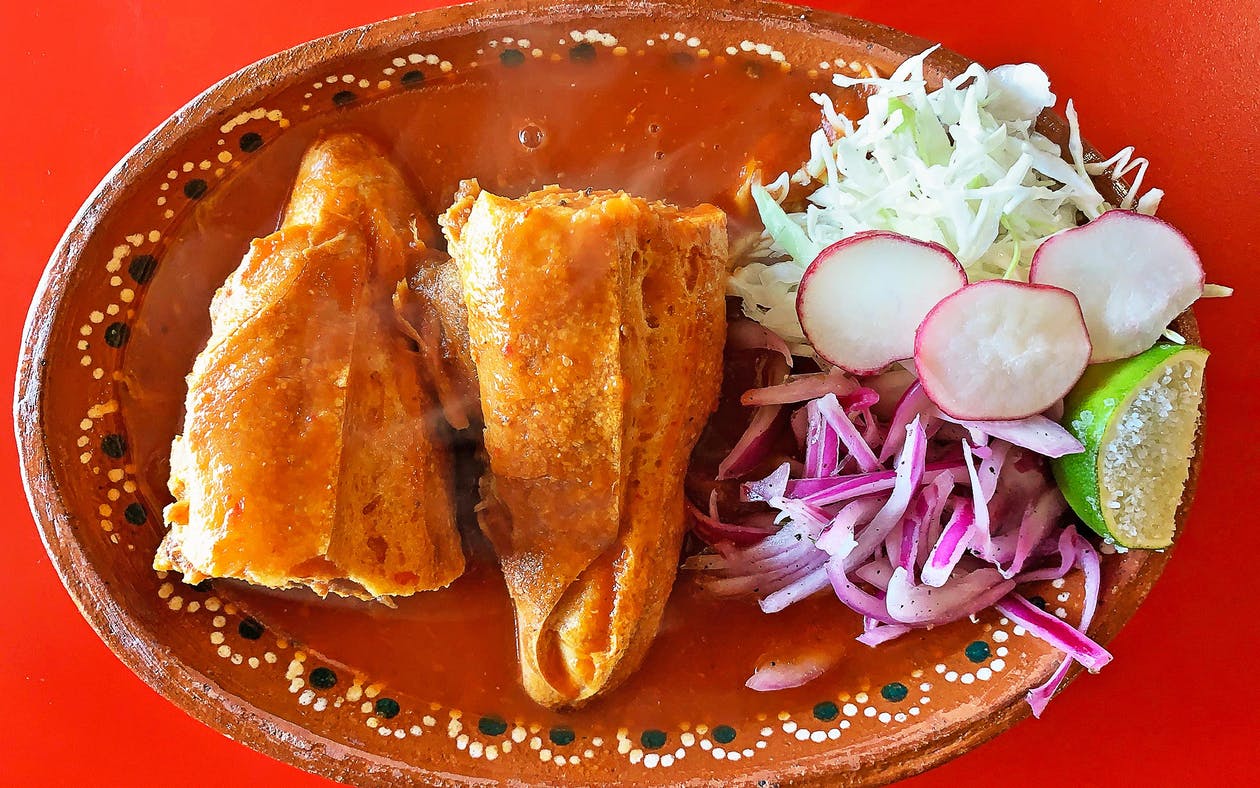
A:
914;280;1092;421
1029;209;1204;362
796;231;967;374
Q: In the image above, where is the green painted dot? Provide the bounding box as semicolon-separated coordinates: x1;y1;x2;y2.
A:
712;725;737;744
237;618;264;640
671;50;695;67
478;716;508;736
400;70;425;87
308;667;337;689
1028;595;1047;610
499;49;525;67
104;322;130;348
549;727;575;746
640;729;667;750
570;42;596;62
965;640;991;663
332;90;356;106
100;434;127;458
239;132;264;153
812;701;839;721
183;179;208;199
123;503;147;525
375;698;400;719
881;682;909;703
128;255;158;284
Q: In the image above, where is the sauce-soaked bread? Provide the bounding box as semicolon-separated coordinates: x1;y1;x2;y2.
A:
156;133;464;599
444;179;726;707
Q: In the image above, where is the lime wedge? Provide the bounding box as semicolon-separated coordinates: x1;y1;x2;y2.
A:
1051;343;1208;549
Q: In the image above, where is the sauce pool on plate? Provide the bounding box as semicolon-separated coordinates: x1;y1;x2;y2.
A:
116;41;921;728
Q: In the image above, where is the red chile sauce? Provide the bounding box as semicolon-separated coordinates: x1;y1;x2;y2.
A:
121;44;957;729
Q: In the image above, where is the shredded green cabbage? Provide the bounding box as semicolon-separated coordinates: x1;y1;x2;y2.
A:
730;48;1159;352
749;182;818;268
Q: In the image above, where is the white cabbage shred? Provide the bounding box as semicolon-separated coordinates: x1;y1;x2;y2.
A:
730;47;1160;352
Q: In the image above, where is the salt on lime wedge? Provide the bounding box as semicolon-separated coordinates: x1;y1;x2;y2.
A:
1051;343;1208;549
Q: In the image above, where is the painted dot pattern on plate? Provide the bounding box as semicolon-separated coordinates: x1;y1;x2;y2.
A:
53;20;1112;776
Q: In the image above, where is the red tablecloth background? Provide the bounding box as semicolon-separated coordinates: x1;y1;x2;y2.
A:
4;2;1257;785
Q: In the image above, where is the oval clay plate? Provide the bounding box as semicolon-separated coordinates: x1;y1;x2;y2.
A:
16;0;1201;785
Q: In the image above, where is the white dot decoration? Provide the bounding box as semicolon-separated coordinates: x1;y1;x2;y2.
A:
67;24;1082;777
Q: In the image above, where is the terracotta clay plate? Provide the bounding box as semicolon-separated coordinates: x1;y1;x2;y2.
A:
16;1;1201;785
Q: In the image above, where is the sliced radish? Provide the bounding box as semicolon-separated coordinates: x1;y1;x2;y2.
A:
914;280;1091;421
796;231;967;374
1029;210;1204;362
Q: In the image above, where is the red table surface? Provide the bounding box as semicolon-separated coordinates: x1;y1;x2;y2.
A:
3;1;1258;786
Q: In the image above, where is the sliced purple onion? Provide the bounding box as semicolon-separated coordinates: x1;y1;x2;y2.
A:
785;461;963;503
687;495;779;548
717;403;782;480
790;406;809;449
943;413;1085;459
804;398;842;478
878;383;933;463
815;497;883;557
917;474;955;567
885;566;1018;626
760;566;831;613
744;462;792;503
816;393;881;472
688;363;1119;711
1014;527;1082;584
961;440;996;562
728;318;795;369
976;441;1011;501
896;514;920;573
1003;488;1067;578
840;387;880;414
791;469;897;506
760;553;829;593
730;508;827;565
1073;536;1103;633
1025;532;1104;717
994;594;1112;673
687;509;820;581
826;558;898;624
864;367;916;421
857;622;912;647
921;497;976;587
693;560;800;596
695;542;824;597
987;450;1054;533
886;488;931;574
853;558;893;591
770;498;832;535
856;408;882;449
746;652;835;692
849;416;927;566
905;482;947;572
741;369;856;407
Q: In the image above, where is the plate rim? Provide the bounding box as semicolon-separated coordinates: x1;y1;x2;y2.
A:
13;1;1197;785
